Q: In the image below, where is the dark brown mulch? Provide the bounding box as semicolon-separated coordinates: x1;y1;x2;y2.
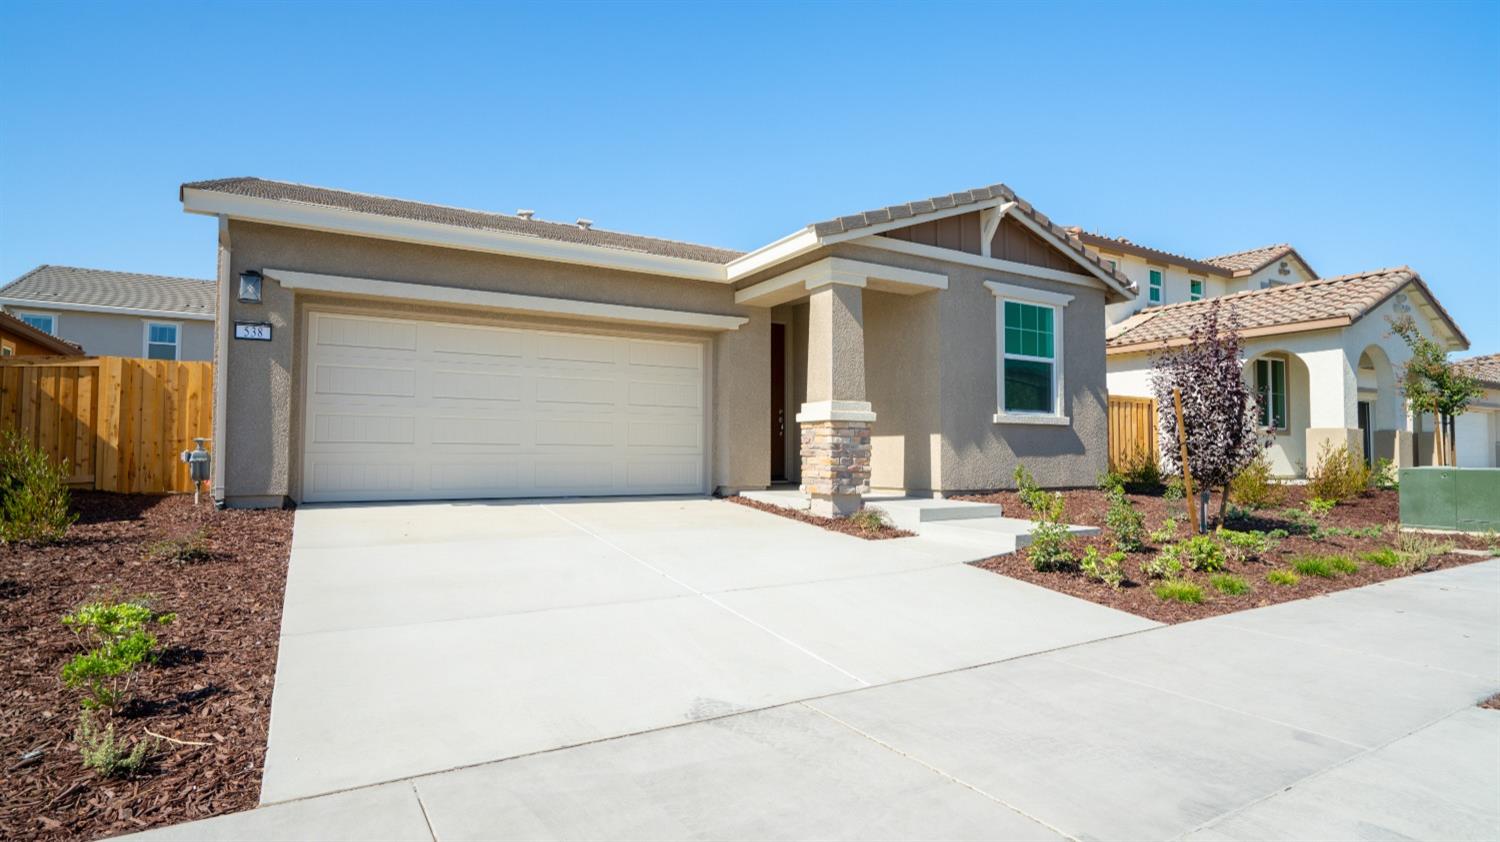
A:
724;494;914;540
957;486;1495;624
0;492;294;842
1481;693;1500;711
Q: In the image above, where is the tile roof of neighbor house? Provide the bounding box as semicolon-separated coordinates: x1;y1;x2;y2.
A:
811;184;1136;292
1454;353;1500;389
181;177;748;264
1065;227;1228;277
1106;266;1468;353
1203;243;1317;278
0;309;83;355
0;265;215;316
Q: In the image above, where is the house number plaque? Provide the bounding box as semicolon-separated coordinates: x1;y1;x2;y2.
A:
234;322;273;341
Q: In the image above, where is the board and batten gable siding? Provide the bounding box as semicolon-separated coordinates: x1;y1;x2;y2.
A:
220;220;768;505
879;213;1081;275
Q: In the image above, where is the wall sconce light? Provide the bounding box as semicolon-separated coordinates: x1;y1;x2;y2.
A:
238;271;263;304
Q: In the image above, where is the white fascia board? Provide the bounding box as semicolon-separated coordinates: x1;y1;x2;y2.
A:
183;189;732;284
265;268;748;331
852;236;1104;289
0;297;214;321
984;281;1075;307
734;257;946;306
724;227;822;281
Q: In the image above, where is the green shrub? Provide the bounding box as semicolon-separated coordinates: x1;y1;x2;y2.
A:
1178;534;1227;572
60;599;174;710
1163;475;1185;501
1360;547;1401;568
1394;532;1455;572
75;711;153;777
1306;441;1372;503
1229;453;1285;509
1141;548;1184;580
1266;569;1300;586
1306;497;1337;517
1322;524;1384;539
1080;546;1126;589
1218;528;1276;563
1209;573;1251;595
1267;528;1290;540
1153;579;1204;603
1290;554;1358;578
1014;465;1048;516
1116;449;1164;493
0;431;77;545
1103;486;1146;552
1016;466;1074;571
1371;457;1398;491
846;508;890;532
1148;516;1179;545
145;529;213;563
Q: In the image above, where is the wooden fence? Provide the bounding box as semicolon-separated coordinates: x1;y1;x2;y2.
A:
0;356;213;493
1108;395;1158;472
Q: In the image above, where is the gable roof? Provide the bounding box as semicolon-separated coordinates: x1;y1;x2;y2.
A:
0;309;84;355
1202;243;1319;279
1454;353;1500;389
1066;228;1227;277
182;177;746;264
0;265;215;318
1106;266;1468;354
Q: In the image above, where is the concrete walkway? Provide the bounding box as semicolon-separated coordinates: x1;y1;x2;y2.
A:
118;559;1500;841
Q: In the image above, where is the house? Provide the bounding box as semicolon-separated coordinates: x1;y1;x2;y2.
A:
0;309;84;357
1453;353;1500;468
179;177;1136;510
1090;226;1470;476
0;265;215;360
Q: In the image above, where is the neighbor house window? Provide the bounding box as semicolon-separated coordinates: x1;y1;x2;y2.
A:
1;340;13;356
1190;278;1204;301
1254;357;1288;430
144;321;180;360
19;312;56;335
1148;269;1163;305
986;281;1072;425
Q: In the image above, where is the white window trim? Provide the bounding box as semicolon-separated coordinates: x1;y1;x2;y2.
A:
16;310;58;335
142;320;182;361
1147;267;1164;305
985;282;1071;425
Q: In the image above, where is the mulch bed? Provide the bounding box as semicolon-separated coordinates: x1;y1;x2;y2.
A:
958;486;1495;624
1482;693;1500;711
724;494;914;539
1;492;294;841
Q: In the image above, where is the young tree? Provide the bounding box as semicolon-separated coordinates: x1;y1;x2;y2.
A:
1151;302;1268;528
1389;315;1482;466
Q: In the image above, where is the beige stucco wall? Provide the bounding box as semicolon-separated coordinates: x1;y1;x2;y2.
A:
219;221;768;505
864;288;941;492
3;306;214;360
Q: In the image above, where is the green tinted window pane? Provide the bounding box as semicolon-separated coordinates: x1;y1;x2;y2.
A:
1005;326;1022;355
1022;331;1038;357
1005;359;1053;412
1271;359;1285;395
1039;331;1053;358
1039;307;1053;333
1005;301;1020;324
1022;305;1037;331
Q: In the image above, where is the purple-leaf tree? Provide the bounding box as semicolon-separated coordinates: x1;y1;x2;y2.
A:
1150;301;1268;527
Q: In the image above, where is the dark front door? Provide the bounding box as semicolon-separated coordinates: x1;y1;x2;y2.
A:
1358;401;1374;465
771;323;786;481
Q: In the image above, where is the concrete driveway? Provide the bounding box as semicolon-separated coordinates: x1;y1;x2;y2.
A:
262;497;1155;802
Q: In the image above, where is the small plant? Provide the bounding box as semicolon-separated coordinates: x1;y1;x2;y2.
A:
1229;453;1285;509
1141;548;1184;580
1394;532;1455;572
1306;497;1337;517
1218;528;1277;563
1080;546;1126;589
1163;475;1185;501
846;508;890;533
1178;534;1227;572
145;528;213;564
1153;579;1204;604
1371;458;1399;491
1209;574;1250;595
1360;547;1401;568
1483;530;1500;557
1267;528;1290;540
1103;485;1146;552
1014;465;1048;516
1322;524;1384;539
1306;441;1373;503
1289;554;1358;579
1119;450;1164;493
1266;569;1300;586
75;710;153;777
1016;466;1074;571
60;599;175;710
0;431;77;545
1148;516;1179;544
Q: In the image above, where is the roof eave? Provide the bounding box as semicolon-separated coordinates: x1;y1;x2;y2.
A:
1106;316;1355;356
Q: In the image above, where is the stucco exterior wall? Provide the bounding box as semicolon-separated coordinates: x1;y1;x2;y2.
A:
863;288;941;492
220;220;768;505
3;306;213;359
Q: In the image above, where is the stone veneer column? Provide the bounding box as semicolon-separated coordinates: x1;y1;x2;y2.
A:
797;282;874;517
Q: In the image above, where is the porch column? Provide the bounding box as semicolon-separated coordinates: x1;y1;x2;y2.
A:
797;279;874;517
1301;347;1362;466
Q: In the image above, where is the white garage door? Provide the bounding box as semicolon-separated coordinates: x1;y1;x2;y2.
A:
301;312;707;502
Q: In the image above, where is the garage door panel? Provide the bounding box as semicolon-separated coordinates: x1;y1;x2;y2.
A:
303;313;706;503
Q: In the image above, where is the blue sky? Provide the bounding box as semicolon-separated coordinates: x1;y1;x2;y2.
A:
2;1;1496;352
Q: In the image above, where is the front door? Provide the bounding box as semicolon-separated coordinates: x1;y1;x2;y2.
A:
771;323;786;481
1357;400;1374;465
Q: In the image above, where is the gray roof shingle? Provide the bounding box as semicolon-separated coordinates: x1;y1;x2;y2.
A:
0;265;215;316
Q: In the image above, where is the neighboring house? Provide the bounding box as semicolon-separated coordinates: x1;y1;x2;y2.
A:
1452;353;1500;468
180;177;1136;510
1099;238;1469;476
0;309;84;357
0;265;215;360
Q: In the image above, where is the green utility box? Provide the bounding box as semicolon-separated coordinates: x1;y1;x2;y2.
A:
1400;467;1500;532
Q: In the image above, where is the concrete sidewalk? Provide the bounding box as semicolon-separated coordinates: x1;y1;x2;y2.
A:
117;560;1500;842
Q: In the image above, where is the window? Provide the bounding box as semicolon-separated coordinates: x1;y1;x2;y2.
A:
1;340;13;356
1254;357;1287;430
1148;269;1163;305
19;312;55;335
987;281;1072;424
1190;278;1204;301
144;321;180;360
